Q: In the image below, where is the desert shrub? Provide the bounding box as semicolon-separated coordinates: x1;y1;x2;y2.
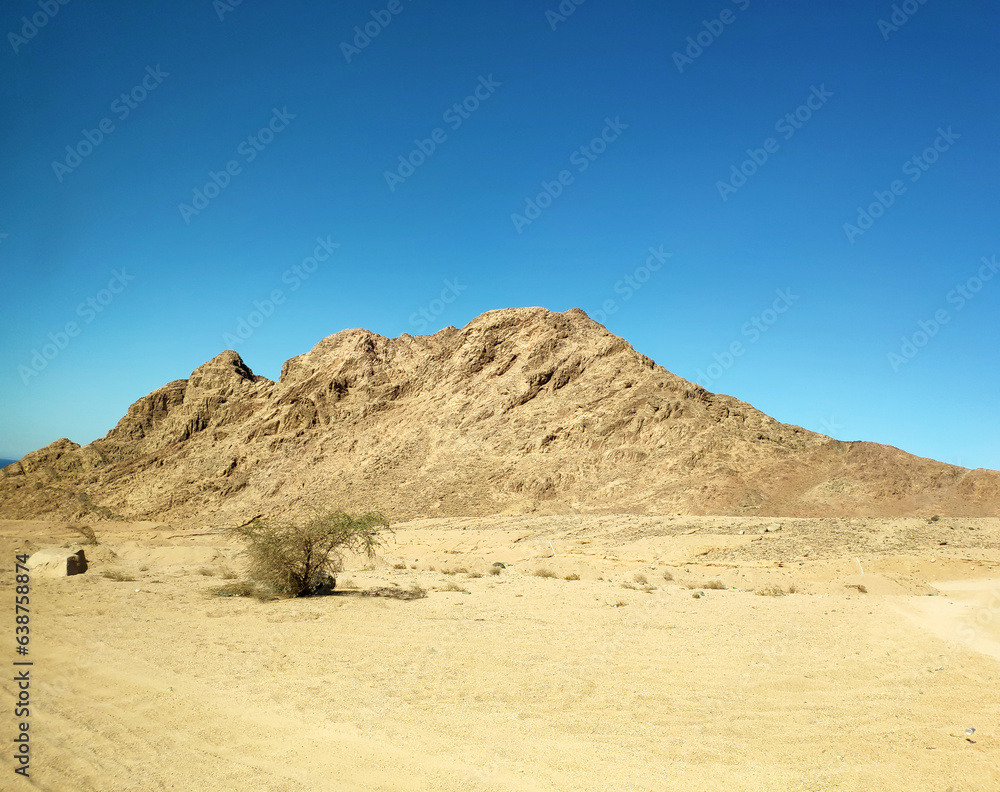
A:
392;562;407;570
441;568;456;576
564;573;580;581
704;580;726;590
441;581;469;593
228;510;389;598
845;583;867;594
633;573;648;585
467;571;483;579
621;582;636;590
533;568;557;578
488;566;502;576
755;585;786;597
662;570;674;581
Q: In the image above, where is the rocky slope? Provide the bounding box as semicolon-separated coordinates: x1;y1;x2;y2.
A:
2;307;997;524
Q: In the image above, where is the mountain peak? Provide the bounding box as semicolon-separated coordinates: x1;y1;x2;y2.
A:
1;307;997;523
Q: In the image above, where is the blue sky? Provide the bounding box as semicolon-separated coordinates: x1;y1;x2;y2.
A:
1;0;998;471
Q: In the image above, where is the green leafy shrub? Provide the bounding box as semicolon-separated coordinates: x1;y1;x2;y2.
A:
228;510;389;598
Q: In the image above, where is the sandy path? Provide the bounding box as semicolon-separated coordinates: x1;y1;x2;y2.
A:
1;516;998;791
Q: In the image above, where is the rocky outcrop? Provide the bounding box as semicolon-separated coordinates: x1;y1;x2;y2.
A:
27;548;88;577
1;307;997;524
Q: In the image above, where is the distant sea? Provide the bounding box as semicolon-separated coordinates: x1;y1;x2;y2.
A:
0;459;17;468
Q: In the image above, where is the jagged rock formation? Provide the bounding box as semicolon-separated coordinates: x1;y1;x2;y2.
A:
2;307;998;524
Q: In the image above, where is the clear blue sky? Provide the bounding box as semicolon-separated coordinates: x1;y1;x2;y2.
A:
1;0;998;471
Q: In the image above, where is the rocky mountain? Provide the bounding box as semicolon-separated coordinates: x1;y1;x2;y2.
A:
2;307;998;524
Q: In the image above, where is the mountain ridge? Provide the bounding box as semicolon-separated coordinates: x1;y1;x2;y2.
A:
2;306;997;523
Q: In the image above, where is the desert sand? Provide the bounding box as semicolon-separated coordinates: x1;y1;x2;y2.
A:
3;514;998;791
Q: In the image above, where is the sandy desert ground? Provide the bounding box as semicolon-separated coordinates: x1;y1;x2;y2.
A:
2;514;999;791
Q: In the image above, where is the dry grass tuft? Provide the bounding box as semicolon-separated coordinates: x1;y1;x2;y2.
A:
845;583;867;594
564;572;580;581
488;566;502;576
211;581;278;601
662;570;674;581
687;580;725;590
392;562;407;570
466;571;483;579
361;584;426;600
633;573;648;585
441;581;469;593
102;569;136;582
73;525;99;545
533;568;557;578
755;585;787;597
